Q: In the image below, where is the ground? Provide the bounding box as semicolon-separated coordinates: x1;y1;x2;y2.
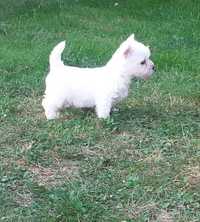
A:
0;0;200;221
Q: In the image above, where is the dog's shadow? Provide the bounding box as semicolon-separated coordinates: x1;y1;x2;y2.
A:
111;104;199;137
111;105;163;132
60;103;199;137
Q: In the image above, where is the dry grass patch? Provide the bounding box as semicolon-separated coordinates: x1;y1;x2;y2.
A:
28;159;79;188
17;96;44;119
125;203;174;222
157;210;173;222
142;149;163;163
15;190;33;207
125;202;158;220
185;165;200;187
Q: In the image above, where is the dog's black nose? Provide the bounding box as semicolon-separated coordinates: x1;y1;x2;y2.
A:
152;65;156;72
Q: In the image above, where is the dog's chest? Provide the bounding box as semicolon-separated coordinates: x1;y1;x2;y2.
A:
111;78;129;102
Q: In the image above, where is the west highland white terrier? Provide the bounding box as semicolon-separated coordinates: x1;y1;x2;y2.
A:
42;34;155;119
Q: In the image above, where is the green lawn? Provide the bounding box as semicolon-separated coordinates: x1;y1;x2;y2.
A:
0;0;200;221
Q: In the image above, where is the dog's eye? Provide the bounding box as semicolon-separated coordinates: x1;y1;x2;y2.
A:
140;60;146;65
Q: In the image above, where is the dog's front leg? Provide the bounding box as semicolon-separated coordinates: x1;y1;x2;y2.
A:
95;99;112;119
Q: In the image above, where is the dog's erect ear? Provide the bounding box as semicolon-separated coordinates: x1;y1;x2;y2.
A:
123;45;133;58
127;34;135;42
122;34;135;58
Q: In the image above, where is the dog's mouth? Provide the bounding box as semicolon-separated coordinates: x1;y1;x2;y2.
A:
143;68;155;80
143;74;150;80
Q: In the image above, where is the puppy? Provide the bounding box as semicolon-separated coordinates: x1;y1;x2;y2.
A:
42;34;155;119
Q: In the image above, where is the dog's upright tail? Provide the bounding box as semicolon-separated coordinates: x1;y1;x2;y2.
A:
49;41;66;71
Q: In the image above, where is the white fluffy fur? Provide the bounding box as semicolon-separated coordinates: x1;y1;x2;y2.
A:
42;34;155;119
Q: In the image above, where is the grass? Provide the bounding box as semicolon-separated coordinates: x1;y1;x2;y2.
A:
0;0;200;221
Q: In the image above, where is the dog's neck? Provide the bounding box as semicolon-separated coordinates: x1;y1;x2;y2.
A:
105;59;132;83
104;62;132;95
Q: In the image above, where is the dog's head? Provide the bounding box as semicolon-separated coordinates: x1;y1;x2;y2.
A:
113;34;155;79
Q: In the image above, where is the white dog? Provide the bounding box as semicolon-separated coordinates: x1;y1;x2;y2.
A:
42;34;155;119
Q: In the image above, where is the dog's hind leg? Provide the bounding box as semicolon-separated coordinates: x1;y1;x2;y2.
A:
42;98;60;120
